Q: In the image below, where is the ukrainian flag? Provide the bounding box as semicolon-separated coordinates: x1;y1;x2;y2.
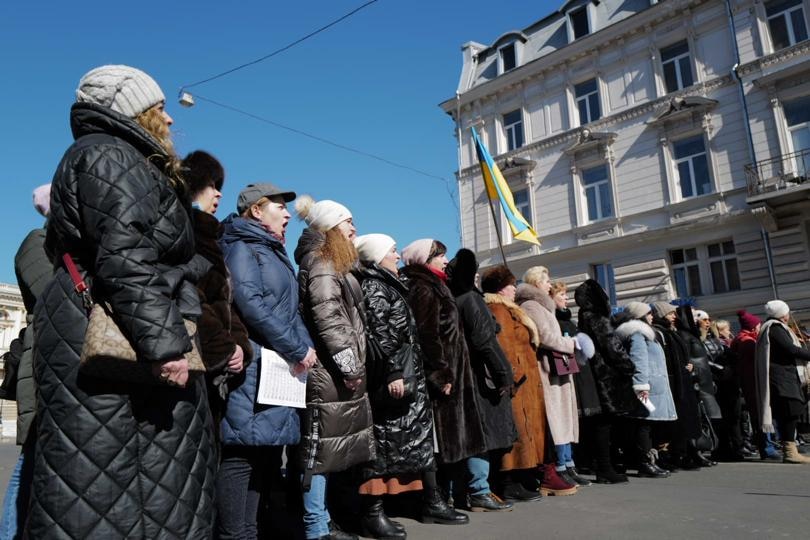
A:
471;128;540;246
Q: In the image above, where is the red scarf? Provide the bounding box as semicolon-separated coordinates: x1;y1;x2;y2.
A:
428;265;447;282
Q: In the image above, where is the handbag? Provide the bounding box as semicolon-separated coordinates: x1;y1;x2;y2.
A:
64;254;204;385
546;349;580;376
369;338;417;407
691;400;719;452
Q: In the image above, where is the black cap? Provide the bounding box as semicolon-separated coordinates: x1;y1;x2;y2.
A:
236;182;296;214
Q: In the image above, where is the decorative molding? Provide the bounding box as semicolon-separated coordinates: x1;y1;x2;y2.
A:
738;40;810;79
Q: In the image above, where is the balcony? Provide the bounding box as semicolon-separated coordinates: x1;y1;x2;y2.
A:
745;148;810;204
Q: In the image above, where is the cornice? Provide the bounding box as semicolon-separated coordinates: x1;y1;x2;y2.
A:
738;40;810;79
457;74;734;179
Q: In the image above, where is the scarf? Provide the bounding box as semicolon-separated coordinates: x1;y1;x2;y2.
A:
755;319;802;433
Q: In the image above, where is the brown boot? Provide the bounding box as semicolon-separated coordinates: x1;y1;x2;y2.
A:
783;441;810;464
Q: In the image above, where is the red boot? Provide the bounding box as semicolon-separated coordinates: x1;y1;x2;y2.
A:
539;464;577;496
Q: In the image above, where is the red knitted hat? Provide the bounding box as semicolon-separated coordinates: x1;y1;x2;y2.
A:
737;309;762;331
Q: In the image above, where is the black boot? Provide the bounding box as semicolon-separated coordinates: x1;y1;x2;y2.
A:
501;481;542;502
317;521;358;540
565;467;592;486
467;492;513;512
637;462;669;478
360;496;406;539
421;489;469;525
595;467;629;484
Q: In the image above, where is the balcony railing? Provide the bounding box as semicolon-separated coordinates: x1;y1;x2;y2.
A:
745;148;810;197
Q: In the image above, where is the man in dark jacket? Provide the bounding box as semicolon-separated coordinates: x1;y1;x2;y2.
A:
447;249;516;512
0;184;52;539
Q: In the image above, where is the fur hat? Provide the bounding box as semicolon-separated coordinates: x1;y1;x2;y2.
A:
76;65;164;118
401;238;434;266
651;301;676;319
354;234;396;265
481;265;516;294
182;151;224;200
764;300;790;319
624;301;652;320
447;249;478;295
693;309;710;322
32;184;51;217
737;309;762;331
295;194;351;232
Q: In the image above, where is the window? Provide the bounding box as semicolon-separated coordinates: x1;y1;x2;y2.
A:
582;164;613;221
670;247;702;297
569;6;590;40
499;42;517;73
707;241;741;293
502;187;533;241
673;135;712;199
784;96;810;175
661;41;694;93
766;0;808;50
503;109;524;151
575;79;601;125
591;263;617;306
670;241;740;297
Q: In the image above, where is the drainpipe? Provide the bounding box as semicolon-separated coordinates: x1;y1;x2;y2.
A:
725;0;779;298
455;91;465;248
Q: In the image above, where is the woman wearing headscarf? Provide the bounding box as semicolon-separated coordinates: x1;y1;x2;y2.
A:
481;265;547;501
649;301;701;471
399;239;482;522
755;300;810;464
573;279;637;484
515;266;584;496
294;196;375;540
446;249;516;512
352;234;436;538
217;182;314;539
30;65;215;538
615;302;677;478
675;305;721;467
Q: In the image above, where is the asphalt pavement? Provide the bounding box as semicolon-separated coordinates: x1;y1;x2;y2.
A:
0;441;807;539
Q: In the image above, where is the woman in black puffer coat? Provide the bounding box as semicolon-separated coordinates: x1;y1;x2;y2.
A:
353;234;436;539
30;66;216;539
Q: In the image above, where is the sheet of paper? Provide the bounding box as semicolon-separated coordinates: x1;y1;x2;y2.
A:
256;348;307;408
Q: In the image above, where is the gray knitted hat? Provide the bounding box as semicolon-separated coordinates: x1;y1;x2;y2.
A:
76;65;165;118
624;301;652;319
651;301;676;319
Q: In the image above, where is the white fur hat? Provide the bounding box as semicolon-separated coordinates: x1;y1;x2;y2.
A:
354;234;396;265
401;238;434;266
765;300;790;319
294;194;352;231
693;309;710;322
76;65;165;118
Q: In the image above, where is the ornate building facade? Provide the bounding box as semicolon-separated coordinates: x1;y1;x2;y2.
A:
441;0;810;324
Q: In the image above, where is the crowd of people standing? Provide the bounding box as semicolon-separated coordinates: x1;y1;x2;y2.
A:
0;64;809;540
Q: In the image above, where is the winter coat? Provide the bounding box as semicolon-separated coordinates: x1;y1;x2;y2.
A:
573;280;638;415
557;308;602;417
763;320;810;403
485;293;547;471
653;320;701;439
676;306;722;419
13;227;51;445
30;103;215;539
452;288;517;453
732;329;759;420
616;320;678;421
219;215;311;447
516;283;579;445
400;263;487;464
294;228;374;474
354;263;435;479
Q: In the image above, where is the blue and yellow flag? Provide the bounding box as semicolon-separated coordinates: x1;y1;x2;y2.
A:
471;128;540;246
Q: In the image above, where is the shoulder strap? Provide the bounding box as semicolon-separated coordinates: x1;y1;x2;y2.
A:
61;253;93;311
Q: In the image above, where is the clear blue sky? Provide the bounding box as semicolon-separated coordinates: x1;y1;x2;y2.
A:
0;0;556;284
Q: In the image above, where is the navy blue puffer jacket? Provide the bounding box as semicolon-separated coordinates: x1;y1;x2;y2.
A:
219;215;312;446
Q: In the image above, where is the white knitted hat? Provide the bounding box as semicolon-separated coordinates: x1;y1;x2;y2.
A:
624;301;652;319
355;234;396;264
401;238;434;266
294;195;352;231
76;65;165;118
764;300;790;319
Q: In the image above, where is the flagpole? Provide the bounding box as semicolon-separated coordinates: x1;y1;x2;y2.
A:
483;178;509;267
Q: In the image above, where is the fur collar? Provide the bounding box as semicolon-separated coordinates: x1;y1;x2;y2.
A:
515;283;555;312
484;293;540;347
615;319;656;342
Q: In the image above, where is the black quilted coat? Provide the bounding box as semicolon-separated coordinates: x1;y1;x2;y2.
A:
354;263;435;479
400;264;487;465
29;103;216;539
294;228;375;474
675;306;722;419
573;280;638;415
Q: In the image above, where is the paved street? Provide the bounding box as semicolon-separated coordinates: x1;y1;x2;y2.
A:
0;440;807;539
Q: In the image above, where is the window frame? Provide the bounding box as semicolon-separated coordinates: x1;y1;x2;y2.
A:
669;241;741;298
567;5;591;41
499;185;534;245
574;78;602;126
503;109;525;152
671;134;713;200
498;41;518;74
660;40;694;93
580;163;614;223
765;0;809;51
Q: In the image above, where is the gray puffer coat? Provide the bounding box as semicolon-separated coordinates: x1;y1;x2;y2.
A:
29;103;216;539
294;228;374;474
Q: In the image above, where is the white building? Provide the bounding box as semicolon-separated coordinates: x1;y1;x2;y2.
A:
440;0;810;325
0;282;25;439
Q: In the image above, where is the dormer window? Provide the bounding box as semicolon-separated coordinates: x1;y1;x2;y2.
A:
499;42;517;73
569;6;591;40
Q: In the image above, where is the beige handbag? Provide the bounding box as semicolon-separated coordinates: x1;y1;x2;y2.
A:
64;253;204;386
